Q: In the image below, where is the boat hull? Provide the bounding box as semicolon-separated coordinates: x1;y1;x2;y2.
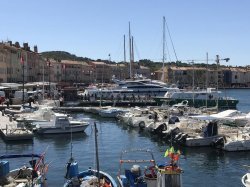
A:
185;135;222;147
64;169;117;187
154;98;238;109
35;125;88;134
0;129;33;141
223;140;250;152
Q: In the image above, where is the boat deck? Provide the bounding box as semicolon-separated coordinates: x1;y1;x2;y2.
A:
0;115;33;141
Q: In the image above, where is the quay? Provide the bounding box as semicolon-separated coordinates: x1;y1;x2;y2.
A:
78;100;157;107
56;100;157;112
0;105;22;111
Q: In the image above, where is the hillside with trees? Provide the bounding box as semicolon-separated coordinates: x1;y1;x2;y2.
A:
41;51;93;62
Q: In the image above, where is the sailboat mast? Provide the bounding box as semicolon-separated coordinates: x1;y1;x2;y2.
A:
162;16;166;82
216;55;219;111
124;35;126;64
129;22;133;79
206;52;208;108
94;122;100;185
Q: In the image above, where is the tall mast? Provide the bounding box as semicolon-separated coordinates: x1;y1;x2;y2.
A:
132;36;134;79
123;35;126;63
206;52;208;108
129;22;132;79
216;55;219;112
161;16;166;82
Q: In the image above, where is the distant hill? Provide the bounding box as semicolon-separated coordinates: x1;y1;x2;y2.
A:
41;51;93;62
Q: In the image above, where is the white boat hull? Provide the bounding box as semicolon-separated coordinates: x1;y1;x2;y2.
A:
223;140;250;152
36;125;88;134
185;135;222;147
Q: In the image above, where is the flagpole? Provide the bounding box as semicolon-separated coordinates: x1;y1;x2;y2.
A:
22;54;25;104
42;60;45;101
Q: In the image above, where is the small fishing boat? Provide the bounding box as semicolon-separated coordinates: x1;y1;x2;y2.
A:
213;132;250;151
0;114;33;141
33;113;89;134
0;153;48;187
117;149;158;187
99;107;129;118
117;148;183;187
184;120;223;147
63;122;117;187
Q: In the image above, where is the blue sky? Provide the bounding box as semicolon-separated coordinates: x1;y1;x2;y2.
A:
1;0;249;66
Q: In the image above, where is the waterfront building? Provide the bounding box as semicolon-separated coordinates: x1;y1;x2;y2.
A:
0;44;8;82
0;41;44;83
89;61;111;83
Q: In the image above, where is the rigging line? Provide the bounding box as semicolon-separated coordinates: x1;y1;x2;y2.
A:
165;18;178;61
133;37;141;61
165;39;172;63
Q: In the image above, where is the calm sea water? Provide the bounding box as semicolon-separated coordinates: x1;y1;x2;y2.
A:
0;89;250;187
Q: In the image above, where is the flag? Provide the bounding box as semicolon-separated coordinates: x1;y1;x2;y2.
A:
173;154;179;161
169;146;174;154
176;150;181;155
164;149;169;157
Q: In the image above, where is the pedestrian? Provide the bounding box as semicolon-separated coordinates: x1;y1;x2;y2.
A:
5;97;9;108
28;96;33;107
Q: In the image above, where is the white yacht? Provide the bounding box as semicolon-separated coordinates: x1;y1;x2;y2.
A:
83;79;178;99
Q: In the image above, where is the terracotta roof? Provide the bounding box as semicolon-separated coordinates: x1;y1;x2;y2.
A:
61;60;89;66
90;61;106;65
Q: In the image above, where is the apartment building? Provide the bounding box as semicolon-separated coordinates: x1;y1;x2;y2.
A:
0;41;44;83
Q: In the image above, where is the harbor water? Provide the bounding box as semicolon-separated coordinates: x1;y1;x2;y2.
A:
0;89;250;187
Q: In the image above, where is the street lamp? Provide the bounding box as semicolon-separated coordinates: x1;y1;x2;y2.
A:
21;54;25;104
215;55;230;111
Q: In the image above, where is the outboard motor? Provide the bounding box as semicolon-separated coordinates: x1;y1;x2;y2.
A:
204;121;218;137
174;132;187;144
154;123;167;135
212;137;225;148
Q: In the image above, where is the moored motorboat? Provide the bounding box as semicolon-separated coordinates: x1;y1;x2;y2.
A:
33;113;89;134
213;132;250;151
99;107;129;118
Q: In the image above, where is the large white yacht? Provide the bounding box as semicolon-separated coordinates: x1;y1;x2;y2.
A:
83;79;178;99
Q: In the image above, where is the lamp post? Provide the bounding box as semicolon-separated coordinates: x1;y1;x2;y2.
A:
47;59;51;97
215;55;230;111
22;54;25;104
